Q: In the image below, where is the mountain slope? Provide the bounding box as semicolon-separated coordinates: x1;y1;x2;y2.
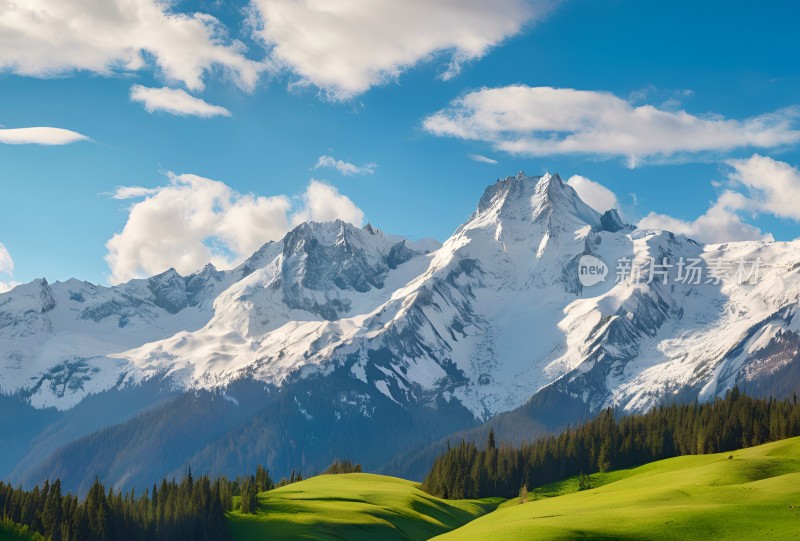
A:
4;171;800;492
0;220;436;411
0;266;229;409
6;172;799;420
432;437;800;540
114;172;622;420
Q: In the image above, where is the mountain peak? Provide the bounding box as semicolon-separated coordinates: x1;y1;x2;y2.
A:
283;219;366;252
532;173;601;227
598;208;626;233
473;172;600;229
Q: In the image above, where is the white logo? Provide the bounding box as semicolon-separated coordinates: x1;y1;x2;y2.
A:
578;255;608;287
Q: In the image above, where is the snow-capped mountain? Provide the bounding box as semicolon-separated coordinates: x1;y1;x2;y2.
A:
0;267;227;409
3;171;800;491
0;220;436;409
117;220;440;394
3;173;800;416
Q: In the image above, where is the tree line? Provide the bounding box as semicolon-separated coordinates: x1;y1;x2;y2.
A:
0;456;364;540
323;459;362;475
0;472;229;541
422;388;800;499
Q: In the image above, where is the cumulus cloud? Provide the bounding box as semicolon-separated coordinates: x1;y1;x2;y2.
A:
0;281;18;294
726;154;800;220
468;154;498;164
0;127;88;145
290;180;365;226
566;175;619;214
0;243;19;293
0;243;13;276
105;174;365;284
636;154;800;243
423;86;800;166
0;283;16;293
638;191;771;244
0;0;263;91
315;155;376;176
130;85;231;117
249;0;555;99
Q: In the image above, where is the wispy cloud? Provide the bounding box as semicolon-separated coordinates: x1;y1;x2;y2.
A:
468;153;498;164
424;86;800;167
110;186;162;200
315;155;377;176
130;85;231;117
0;126;88;145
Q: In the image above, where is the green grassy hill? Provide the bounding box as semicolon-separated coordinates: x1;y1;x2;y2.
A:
433;436;800;540
227;473;502;541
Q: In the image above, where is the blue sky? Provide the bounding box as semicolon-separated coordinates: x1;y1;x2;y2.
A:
1;0;799;287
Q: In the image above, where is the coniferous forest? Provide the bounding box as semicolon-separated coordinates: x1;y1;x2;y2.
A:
4;390;800;538
422;389;800;499
0;456;367;541
0;473;229;541
0;465;303;541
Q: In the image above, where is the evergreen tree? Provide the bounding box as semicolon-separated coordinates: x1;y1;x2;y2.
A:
238;478;258;515
324;460;362;475
422;389;800;499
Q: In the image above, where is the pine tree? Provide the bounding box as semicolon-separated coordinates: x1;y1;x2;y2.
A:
487;429;496;450
423;389;800;500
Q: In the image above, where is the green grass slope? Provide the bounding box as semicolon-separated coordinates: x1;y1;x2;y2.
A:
434;437;800;540
227;473;502;541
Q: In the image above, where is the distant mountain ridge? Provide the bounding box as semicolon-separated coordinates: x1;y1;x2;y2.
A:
3;171;800;492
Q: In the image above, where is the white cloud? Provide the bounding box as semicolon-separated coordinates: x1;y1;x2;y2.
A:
636;154;800;243
638;155;800;244
110;186;161;200
105;174;365;284
0;281;19;293
638;191;771;244
423;86;800;166
0;243;20;293
249;0;555;99
566;175;619;214
468;154;498;164
726;154;800;220
0;0;263;91
0;127;88;145
315;155;376;176
130;86;231;117
0;283;14;293
0;243;14;276
290;180;365;226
